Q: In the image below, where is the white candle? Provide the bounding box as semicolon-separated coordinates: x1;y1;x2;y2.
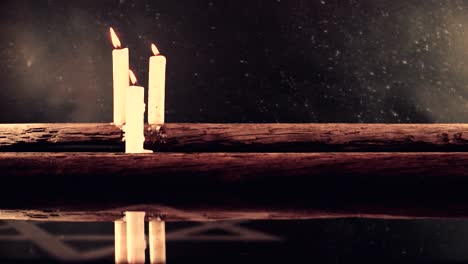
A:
148;43;167;125
110;27;129;125
125;70;152;153
125;211;146;264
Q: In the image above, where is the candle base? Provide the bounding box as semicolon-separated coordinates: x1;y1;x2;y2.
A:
126;148;153;154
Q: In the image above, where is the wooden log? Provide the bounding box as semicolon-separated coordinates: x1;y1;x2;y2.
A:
1;152;468;221
0;123;123;151
1;123;468;152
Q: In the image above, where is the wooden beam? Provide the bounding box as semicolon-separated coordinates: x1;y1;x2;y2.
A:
1;152;468;221
1;123;468;152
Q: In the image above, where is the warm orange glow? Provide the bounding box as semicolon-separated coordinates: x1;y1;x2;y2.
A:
129;69;137;85
110;27;122;49
151;43;160;56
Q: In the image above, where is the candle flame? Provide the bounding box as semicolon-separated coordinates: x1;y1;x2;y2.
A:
129;69;137;85
151;43;160;56
110;27;122;48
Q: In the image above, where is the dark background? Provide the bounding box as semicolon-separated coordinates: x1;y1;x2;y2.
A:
2;0;468;263
2;0;468;123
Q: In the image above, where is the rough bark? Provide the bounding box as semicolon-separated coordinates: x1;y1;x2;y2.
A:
1;152;468;221
0;123;123;151
1;123;468;152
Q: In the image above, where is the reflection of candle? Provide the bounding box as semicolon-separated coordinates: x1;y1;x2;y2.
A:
125;70;152;153
125;211;146;264
148;43;166;125
110;27;129;125
114;220;127;264
149;218;166;264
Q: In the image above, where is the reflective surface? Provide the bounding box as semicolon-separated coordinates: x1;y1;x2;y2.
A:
2;219;468;263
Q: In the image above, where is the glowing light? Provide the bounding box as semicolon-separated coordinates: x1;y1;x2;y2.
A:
129;69;137;85
151;43;160;56
110;27;122;49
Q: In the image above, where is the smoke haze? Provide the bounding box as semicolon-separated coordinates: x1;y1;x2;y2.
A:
1;0;468;122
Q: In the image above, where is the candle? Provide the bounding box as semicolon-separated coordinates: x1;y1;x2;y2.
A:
110;27;129;125
125;70;152;153
148;43;167;125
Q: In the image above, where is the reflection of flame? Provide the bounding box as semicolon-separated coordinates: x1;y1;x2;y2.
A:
151;43;160;56
110;27;121;48
129;69;137;85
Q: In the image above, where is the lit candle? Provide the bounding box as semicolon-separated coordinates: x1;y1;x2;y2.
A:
125;70;152;153
110;27;129;125
148;43;167;125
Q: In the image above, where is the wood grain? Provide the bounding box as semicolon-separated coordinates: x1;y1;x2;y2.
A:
1;123;468;152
